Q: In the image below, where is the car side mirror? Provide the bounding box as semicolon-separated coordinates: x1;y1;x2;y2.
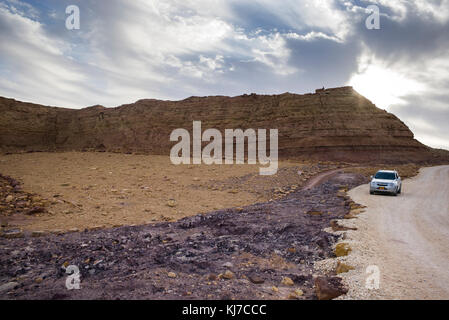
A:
370;175;373;179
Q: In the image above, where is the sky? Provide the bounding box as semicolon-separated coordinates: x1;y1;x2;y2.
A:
0;0;448;150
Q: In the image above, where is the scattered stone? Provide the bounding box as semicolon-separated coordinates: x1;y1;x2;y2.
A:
5;195;13;203
207;273;217;281
336;261;355;274
314;276;348;300
166;199;177;207
336;191;347;198
248;275;264;284
31;231;46;237
306;210;323;216
295;289;304;296
330;220;357;231
281;277;294;286
93;259;103;266
1;229;24;238
288;289;304;299
335;243;352;257
221;270;235;280
287;247;296;253
272;286;279;292
31;196;41;203
350;208;365;215
160;215;171;221
167;272;177;278
350;203;363;210
222;262;234;268
0;282;18;293
25;206;46;215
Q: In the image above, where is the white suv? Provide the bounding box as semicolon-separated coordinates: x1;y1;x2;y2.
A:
369;170;402;196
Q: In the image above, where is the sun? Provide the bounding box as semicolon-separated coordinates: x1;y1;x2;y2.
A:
348;57;424;110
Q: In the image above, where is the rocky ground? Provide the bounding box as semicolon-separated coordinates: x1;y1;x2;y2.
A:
0;152;342;232
0;171;367;300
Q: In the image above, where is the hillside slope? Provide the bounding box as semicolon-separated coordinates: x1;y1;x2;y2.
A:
0;86;447;163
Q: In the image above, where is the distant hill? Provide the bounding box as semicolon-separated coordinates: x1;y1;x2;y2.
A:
1;86;448;164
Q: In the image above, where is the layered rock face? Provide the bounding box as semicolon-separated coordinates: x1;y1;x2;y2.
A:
0;86;447;163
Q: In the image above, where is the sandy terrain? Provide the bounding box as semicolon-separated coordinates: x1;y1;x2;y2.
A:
0;152;340;232
334;165;449;299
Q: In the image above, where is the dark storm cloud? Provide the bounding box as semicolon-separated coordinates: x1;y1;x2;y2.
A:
285;37;363;90
357;8;449;61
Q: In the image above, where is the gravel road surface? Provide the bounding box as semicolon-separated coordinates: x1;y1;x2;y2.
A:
340;165;449;299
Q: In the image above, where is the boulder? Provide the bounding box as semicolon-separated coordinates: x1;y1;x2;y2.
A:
314;276;348;300
335;243;352;257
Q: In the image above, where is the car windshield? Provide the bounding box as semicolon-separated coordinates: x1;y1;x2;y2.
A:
374;172;396;180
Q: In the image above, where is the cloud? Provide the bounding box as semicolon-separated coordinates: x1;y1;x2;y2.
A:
345;1;449;149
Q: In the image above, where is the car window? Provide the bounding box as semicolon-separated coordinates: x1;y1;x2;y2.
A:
374;172;396;180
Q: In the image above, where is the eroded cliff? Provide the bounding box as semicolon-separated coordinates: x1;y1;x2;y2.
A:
0;86;447;163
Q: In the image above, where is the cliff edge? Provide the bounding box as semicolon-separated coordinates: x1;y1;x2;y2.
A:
1;86;447;164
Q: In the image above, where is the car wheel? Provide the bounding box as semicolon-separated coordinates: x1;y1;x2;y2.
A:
398;186;402;194
370;190;374;195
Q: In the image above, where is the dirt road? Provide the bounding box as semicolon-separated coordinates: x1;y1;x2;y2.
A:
341;165;449;299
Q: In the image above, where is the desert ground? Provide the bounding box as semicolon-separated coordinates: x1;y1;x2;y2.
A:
0;152;342;233
0;152;362;299
0;151;443;300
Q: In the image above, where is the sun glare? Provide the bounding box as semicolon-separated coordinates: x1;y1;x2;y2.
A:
348;61;424;110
